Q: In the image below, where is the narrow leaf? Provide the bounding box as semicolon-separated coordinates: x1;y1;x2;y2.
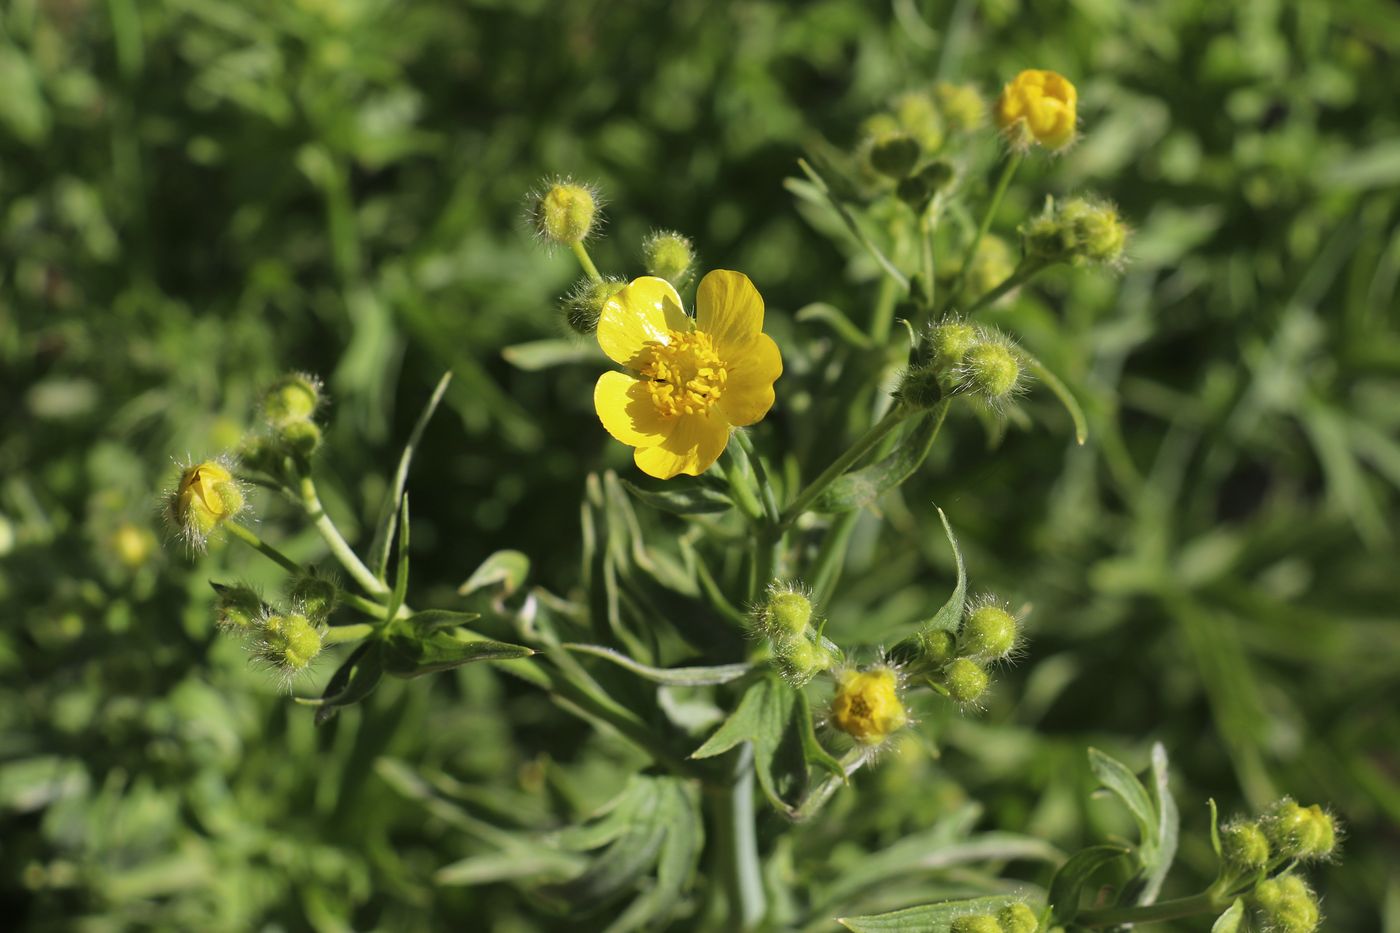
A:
406;609;482;632
384;630;533;678
385;494;410;623
458;550;531;598
1211;898;1246;933
369;371;451;580
561;643;752;686
839;895;1025;932
1019;352;1088;445
1088;748;1159;855
620;477;734;515
922;507;967;634
691;676;797;811
1140;742;1179;904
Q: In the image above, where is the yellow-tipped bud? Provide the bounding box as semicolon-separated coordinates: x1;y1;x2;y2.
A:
944;657;989;705
997;903;1039;933
1252;875;1321;933
261;372;322;428
962;602;1018;660
935;81;986;132
258;611;323;673
530;179;600;245
994;69;1077;151
1265;799;1339;861
831;667;908;745
167;460;245;547
642;230;696;287
1220;820;1271;872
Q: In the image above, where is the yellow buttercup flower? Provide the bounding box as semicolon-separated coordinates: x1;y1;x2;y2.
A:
593;270;781;479
830;667;908;745
994;69;1077;150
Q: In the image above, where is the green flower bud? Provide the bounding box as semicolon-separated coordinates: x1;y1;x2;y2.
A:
1252;875;1320;933
997;903;1038;933
869;133;921;179
779;638;840;686
918;629;956;666
959;340;1023;402
529;178;600;245
1264;799;1339;861
961;601;1017;660
918;158;956;193
944;657;990;705
1220;820;1271;872
212;582;264;634
261;372;322;428
288;572;339;622
895;364;943;410
930;319;978;368
1022;196;1128;267
893;91;944;153
562;276;627;336
764;586;814;640
642;230;696;286
935;81;986;132
276;419;322;458
949;914;1001;933
258;611;323;673
896;173;933;211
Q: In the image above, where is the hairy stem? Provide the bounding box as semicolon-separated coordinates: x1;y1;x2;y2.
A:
781;406;910;527
571;241;602;282
298;473;388;598
963;257;1050;316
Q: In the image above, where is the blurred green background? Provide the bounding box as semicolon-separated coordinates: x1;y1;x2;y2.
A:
3;0;1398;929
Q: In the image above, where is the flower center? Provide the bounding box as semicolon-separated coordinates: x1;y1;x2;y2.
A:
639;330;727;419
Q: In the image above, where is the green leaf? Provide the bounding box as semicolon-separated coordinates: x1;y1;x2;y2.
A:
296;643;385;725
619;476;733;515
795;691;845;781
1211;898;1246;933
1048;845;1130;925
561;643;752;685
795;302;873;349
691;675;797;811
501;338;605;370
1018;351;1088;445
405;609;482;632
1141;742;1179;904
922;507;967;635
839;895;1025;932
457;550;531;598
1208;798;1222;858
1088;748;1158;854
369;371;451;581
385;495;410;623
813;412;943;513
384;630;533;678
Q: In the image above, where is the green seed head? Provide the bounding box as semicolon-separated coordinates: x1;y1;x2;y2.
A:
962;602;1018;660
944;657;990;705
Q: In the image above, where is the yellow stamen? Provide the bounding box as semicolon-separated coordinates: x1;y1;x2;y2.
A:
639;330;728;419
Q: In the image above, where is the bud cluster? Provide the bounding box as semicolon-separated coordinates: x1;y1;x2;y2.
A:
1021;195;1129;267
925;319;1027;408
949;902;1037;933
858;85;985;209
235;371;328;482
1216;797;1338;933
751;583;839;686
211;570;338;680
913;596;1022;707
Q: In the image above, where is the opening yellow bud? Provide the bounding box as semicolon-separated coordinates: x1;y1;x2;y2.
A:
995;69;1077;150
171;460;244;543
831;667;907;745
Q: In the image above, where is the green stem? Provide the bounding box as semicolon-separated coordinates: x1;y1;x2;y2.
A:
781;406;910;527
715;744;766;931
1076;892;1225;928
946;150;1022;313
298;473;388;598
962;257;1050;316
919;202;938;312
225;522;301;575
322;623;375;644
571;241;602;282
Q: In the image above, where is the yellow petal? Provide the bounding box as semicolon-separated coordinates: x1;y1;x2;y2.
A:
696;270;763;356
719;332;781;427
633;412;729;479
594;371;670;447
597;276;690;367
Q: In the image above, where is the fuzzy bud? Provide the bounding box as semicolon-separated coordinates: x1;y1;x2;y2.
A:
994;69;1077;151
961;602;1017;660
562;276;627;336
918;629;957;666
935;82;986;132
764;587;814;641
779;638;840;686
276;419;322;458
895;364;944;411
1023;197;1128;267
167;460;245;547
288;572;339;622
258;611;323;672
261;372;322;428
869;133;921;179
830;667;908;745
930;319;978;369
238;433;287;478
212;582;264;634
642;231;696;287
1220;820;1271;872
1251;875;1321;933
1264;799;1338;861
997;903;1039;933
529;179;600;245
960;341;1022;402
949;915;1001;933
944;657;990;705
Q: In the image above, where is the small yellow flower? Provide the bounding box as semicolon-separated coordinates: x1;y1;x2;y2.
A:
593;270;782;479
830;667;908;745
994;69;1077;150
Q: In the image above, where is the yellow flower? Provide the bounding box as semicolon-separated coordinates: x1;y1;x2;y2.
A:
830;667;908;745
593;270;782;479
994;69;1077;150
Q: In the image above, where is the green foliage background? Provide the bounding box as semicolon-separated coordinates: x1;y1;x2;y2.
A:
3;0;1398;929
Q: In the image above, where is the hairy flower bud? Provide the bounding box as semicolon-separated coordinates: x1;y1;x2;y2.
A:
944;657;990;705
276;419;322;458
930;319;978;369
288;572;339;622
994;69;1077;151
258;611;323;673
959;340;1023;403
528;178;601;245
949;914;1001;933
212;582;264;634
779;638;840;686
261;372;322;428
831;667;908;745
1219;819;1271;873
918;628;956;666
1252;875;1321;933
1023;196;1128;267
935;81;986;132
869;133;921;179
763;585;815;641
961;601;1018;660
562;276;627;336
642;230;696;286
895;364;944;410
997;903;1039;933
166;459;245;548
1264;799;1338;861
